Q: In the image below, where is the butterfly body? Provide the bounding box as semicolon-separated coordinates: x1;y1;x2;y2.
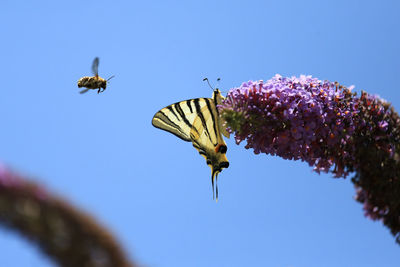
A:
152;89;229;200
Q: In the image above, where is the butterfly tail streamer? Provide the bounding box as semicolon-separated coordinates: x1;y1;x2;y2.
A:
211;170;219;202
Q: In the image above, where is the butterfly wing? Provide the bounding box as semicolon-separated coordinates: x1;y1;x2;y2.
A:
152;98;210;142
152;90;229;201
212;89;231;139
190;99;229;201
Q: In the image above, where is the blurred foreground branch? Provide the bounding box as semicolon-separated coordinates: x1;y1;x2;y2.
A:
0;164;136;267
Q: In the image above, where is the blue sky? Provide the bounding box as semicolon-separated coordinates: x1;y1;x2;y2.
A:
0;0;399;266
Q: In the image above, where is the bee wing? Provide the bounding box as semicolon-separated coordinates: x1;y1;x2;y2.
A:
79;88;90;94
92;57;99;77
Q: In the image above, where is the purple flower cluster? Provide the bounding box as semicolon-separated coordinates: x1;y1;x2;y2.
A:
219;74;400;243
220;74;361;176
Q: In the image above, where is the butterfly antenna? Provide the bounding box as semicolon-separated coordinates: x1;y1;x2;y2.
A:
107;75;115;82
203;77;215;91
216;78;221;90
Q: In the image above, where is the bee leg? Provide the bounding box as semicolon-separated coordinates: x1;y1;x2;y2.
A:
97;88;101;94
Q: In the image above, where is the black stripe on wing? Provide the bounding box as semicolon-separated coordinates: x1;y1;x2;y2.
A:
192;140;207;157
167;106;180;122
194;99;215;145
174;102;193;130
152;110;191;142
152;97;217;144
186;100;193;113
204;98;219;145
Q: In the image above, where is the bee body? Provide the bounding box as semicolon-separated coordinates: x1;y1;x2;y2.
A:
77;76;107;90
77;57;114;94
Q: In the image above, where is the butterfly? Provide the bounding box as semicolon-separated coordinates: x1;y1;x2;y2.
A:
152;83;230;201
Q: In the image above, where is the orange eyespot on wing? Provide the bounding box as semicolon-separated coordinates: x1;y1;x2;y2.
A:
215;144;227;154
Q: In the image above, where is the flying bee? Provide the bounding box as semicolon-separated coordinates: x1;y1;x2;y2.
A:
77;57;114;94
